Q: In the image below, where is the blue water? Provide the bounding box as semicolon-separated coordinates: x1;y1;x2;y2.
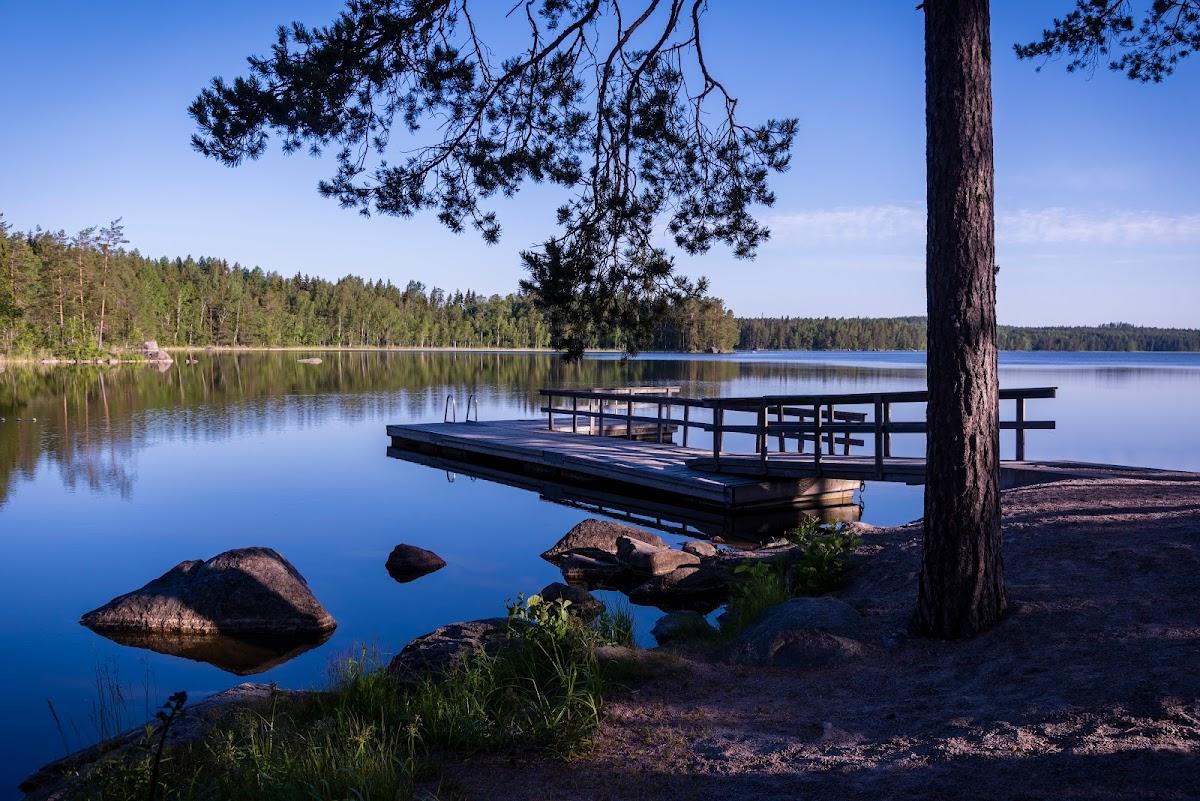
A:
0;349;1197;795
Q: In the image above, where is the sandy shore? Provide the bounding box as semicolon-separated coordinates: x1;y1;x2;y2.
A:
446;477;1200;800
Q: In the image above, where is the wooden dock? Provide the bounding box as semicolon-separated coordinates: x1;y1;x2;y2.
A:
386;419;862;509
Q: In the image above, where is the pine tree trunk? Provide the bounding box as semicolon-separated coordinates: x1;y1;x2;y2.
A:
915;0;1004;638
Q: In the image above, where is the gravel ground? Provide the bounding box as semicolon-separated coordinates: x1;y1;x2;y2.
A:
445;478;1200;800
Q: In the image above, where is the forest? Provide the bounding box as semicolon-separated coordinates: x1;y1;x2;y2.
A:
1;217;1195;357
0;217;738;356
738;316;1200;352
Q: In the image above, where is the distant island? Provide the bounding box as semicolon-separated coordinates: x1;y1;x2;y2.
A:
2;220;1197;358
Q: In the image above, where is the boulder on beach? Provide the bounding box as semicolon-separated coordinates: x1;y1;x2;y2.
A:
80;547;336;636
539;581;605;621
722;597;865;667
385;544;446;583
541;519;666;563
388;618;511;680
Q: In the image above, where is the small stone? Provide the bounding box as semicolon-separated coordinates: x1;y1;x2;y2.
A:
651;610;715;645
559;548;634;587
385;544;446;583
539;582;605;621
682;540;718;558
617;536;700;576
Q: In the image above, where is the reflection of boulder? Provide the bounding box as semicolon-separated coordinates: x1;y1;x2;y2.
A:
297;357;322;365
385;544;446;583
94;629;333;675
81;547;336;636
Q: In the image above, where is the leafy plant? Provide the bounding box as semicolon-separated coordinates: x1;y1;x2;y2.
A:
719;560;793;639
786;520;862;595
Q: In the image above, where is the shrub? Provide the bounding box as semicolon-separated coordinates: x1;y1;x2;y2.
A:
69;595;618;800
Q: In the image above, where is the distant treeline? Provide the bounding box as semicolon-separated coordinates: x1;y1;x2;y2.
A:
737;317;1200;352
0;216;737;356
2;216;1193;356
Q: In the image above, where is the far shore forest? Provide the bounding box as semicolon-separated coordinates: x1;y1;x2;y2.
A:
3;218;1198;358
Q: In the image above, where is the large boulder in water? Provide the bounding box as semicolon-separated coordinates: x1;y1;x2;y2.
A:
542;519;667;563
385;544;446;583
80;547;336;636
138;340;173;364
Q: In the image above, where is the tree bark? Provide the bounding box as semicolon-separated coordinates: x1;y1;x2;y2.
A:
916;0;1004;638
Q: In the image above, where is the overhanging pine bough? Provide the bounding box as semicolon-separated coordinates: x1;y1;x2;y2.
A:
189;0;796;357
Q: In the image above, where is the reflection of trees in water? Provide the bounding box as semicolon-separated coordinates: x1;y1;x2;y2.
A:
7;351;1184;505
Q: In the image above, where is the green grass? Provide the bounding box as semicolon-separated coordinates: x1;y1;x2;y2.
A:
69;594;629;801
717;518;863;639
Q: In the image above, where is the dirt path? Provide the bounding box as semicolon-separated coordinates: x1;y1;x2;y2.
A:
447;478;1200;800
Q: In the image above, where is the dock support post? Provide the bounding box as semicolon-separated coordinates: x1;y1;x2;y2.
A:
713;404;724;469
683;405;690;447
571;396;578;433
776;404;785;452
547;393;553;431
874;395;884;479
657;402;664;444
826;403;836;455
627;398;633;440
758;405;768;465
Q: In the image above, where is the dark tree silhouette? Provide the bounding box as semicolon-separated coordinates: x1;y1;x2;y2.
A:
188;0;795;356
190;0;1193;639
1016;0;1200;82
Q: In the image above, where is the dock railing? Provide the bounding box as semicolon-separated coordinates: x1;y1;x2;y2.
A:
540;386;1057;477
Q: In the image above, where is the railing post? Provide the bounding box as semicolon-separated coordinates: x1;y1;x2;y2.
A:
826;403;836;455
758;404;768;464
626;397;634;440
812;401;822;470
713;403;724;468
546;393;553;430
776;403;785;452
883;401;892;457
656;402;664;444
1015;396;1026;461
682;403;690;448
597;399;604;436
873;395;884;479
571;395;578;433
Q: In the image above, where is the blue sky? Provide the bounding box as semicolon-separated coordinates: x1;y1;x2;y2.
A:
0;1;1196;325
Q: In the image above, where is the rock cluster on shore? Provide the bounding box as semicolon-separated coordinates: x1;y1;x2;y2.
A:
543;518;808;612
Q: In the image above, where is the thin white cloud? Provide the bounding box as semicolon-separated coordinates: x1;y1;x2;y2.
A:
767;206;1200;246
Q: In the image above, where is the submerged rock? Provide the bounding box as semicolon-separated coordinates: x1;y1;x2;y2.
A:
539;582;605;621
651;610;715;645
542;518;667;563
628;564;729;612
81;547;336;636
385;543;446;583
388;618;511;680
558;548;637;588
723;597;865;667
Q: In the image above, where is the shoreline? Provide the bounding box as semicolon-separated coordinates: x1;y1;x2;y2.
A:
3;345;1198;368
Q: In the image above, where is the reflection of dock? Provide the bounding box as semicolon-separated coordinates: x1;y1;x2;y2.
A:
386;439;861;543
386;419;862;509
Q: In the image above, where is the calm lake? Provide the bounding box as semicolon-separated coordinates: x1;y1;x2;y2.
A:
2;349;1198;794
